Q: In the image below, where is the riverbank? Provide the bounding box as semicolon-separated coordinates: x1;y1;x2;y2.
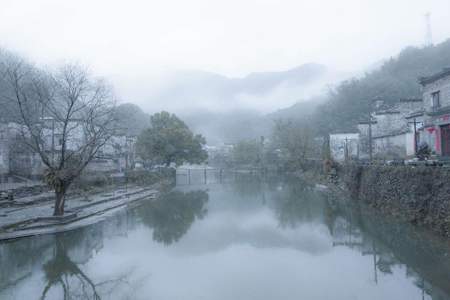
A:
0;169;176;241
338;164;450;238
0;185;160;240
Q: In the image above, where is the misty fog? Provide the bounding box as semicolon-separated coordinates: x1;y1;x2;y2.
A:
3;1;450;300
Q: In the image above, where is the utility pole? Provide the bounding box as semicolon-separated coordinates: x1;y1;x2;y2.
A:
413;117;418;155
360;116;377;163
407;115;421;156
368;118;373;163
366;99;378;164
372;241;378;285
344;137;349;163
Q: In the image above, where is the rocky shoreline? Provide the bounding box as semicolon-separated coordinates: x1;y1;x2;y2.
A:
338;164;450;238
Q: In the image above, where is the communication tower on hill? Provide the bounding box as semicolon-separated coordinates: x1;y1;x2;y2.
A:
424;12;433;47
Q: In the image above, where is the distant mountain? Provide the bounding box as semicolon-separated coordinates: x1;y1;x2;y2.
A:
112;63;349;144
123;63;348;115
233;63;328;95
267;95;327;122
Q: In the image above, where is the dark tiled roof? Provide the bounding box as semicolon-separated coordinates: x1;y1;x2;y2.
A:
399;98;423;102
374;110;401;115
405;110;425;119
372;129;409;139
358;120;378;125
419;67;450;85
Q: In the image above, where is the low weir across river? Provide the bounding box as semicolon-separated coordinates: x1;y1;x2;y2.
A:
175;167;265;185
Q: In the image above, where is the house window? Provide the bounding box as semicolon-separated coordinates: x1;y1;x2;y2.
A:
432;91;440;110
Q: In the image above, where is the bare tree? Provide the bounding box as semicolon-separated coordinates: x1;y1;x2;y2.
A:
0;53;116;215
272;119;315;170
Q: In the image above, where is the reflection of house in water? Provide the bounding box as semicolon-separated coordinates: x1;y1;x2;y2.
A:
325;195;450;299
330;216;363;248
0;235;54;290
67;227;104;265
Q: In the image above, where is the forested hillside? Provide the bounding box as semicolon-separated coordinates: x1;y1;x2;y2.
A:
312;39;450;134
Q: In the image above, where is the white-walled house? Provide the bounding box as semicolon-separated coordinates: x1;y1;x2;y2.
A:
0;122;44;178
86;135;137;172
0;123;10;176
357;98;424;159
0;118;137;178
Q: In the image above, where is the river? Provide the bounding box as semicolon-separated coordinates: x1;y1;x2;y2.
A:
0;173;449;300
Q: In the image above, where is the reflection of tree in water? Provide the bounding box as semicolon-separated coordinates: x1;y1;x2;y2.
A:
273;181;325;228
230;174;266;198
139;190;209;245
40;230;133;300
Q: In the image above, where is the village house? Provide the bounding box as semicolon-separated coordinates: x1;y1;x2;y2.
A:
39;118;138;173
0;119;137;179
0;122;44;179
357;98;423;159
418;67;450;157
0;123;10;177
86;135;137;173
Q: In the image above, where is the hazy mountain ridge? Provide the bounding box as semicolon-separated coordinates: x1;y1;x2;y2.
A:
115;63;349;144
233;63;328;95
128;63;347;115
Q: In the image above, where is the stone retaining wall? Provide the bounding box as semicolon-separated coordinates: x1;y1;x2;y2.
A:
341;164;450;237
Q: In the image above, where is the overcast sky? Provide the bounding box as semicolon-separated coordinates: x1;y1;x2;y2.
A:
1;0;450;78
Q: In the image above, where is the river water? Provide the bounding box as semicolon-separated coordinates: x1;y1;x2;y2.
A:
1;173;450;300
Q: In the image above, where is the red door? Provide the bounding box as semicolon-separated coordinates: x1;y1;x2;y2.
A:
441;125;450;156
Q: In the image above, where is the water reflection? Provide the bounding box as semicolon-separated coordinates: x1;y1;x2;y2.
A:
0;211;139;300
1;177;450;299
40;234;100;299
138;190;209;245
272;179;326;228
324;191;450;300
40;232;134;300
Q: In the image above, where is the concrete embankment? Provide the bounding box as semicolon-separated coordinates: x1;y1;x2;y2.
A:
340;164;450;237
0;186;160;240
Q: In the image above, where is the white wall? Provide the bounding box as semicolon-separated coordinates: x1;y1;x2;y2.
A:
423;75;450;111
373;133;406;158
